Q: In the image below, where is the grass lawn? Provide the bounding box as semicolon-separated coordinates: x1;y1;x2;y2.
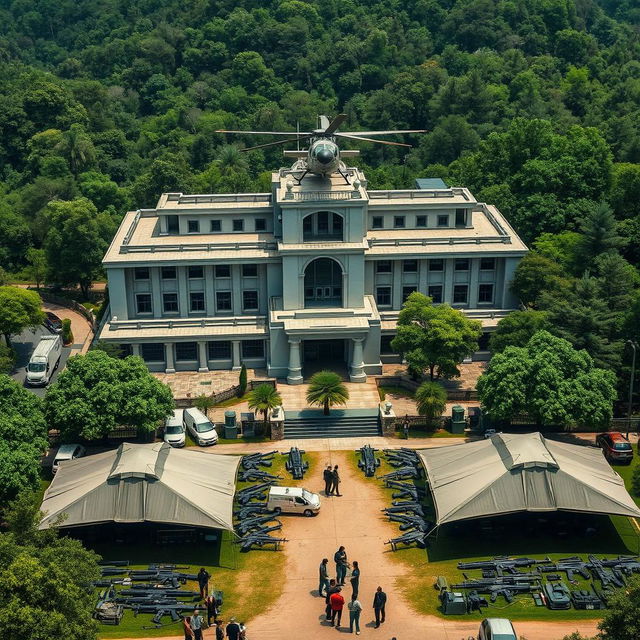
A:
96;449;320;638
378;384;415;401
348;450;640;622
394;428;462;439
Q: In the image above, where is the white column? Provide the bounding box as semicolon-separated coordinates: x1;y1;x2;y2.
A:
231;340;241;370
165;343;175;373
391;260;402;309
178;267;189;315
469;258;480;308
204;266;215;316
132;343;141;358
198;341;209;373
151;267;162;317
286;338;303;385
349;337;367;383
231;264;242;315
443;258;454;304
418;259;427;294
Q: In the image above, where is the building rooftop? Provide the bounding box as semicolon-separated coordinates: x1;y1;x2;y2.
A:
415;177;448;189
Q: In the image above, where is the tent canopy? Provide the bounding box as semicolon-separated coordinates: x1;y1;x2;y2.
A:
418;432;640;526
40;442;240;531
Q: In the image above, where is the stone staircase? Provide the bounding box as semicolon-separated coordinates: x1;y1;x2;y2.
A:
283;408;380;439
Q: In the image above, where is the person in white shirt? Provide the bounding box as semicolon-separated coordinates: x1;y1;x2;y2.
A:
347;594;362;634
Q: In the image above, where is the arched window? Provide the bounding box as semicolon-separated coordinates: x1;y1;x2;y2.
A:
303;258;343;307
302;212;344;241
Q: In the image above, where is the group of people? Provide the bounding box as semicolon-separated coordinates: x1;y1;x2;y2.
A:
180;568;246;640
319;548;387;634
323;464;342;496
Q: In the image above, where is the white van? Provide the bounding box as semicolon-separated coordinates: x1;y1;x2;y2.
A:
266;486;321;517
163;409;186;447
26;334;62;386
183;407;218;446
52;444;86;474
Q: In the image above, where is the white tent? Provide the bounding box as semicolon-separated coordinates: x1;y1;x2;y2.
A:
418;432;640;526
40;442;240;531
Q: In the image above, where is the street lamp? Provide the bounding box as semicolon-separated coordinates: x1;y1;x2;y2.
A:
626;340;638;439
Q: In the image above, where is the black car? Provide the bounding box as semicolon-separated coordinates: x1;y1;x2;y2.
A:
43;311;63;334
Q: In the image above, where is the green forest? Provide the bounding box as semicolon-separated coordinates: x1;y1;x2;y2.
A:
0;0;640;393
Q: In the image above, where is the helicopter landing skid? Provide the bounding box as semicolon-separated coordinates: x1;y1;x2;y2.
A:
336;167;350;185
293;170;308;185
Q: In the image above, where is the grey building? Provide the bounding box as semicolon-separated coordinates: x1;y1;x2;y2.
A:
99;169;528;383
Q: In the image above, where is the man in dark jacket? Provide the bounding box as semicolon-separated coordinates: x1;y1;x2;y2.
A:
226;618;241;640
325;579;339;619
373;586;387;627
197;568;211;599
331;465;342;496
323;464;333;495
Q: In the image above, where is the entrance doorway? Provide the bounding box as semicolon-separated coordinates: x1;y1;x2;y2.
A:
303;258;343;307
302;339;347;378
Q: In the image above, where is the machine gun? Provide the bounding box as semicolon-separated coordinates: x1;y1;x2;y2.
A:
451;581;538;604
284;447;309;479
384;449;420;468
384;530;429;551
587;555;625;589
235;525;288;552
457;556;542;576
241;451;278;470
236;514;282;535
378;467;419;482
386;513;428;528
538;557;591;581
385;480;425;497
235;482;273;505
596;555;640;576
382;503;425;517
239;469;282;482
357;444;381;477
234;503;272;519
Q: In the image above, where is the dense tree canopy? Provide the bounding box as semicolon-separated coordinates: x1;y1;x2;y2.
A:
0;286;44;347
44;350;174;440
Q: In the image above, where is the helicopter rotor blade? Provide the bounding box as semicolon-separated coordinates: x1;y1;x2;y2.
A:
335;133;412;147
240;135;313;151
324;113;348;134
340;129;428;136
215;130;313;135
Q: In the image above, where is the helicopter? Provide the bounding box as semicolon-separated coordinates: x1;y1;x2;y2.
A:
216;114;426;184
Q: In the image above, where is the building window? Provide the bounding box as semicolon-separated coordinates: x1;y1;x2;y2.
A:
161;266;176;280
403;260;418;273
416;215;427;228
216;291;232;311
394;216;405;228
455;208;467;227
372;216;383;229
437;215;449;227
402;286;417;303
136;294;152;314
134;267;149;280
376;287;391;306
380;335;395;354
175;342;198;361
480;257;496;270
215;265;230;278
167;215;179;233
141;343;164;362
428;285;443;303
376;261;392;274
455;258;469;271
429;259;444;271
210;220;221;232
255;218;266;232
163;293;178;313
187;220;199;233
242;290;258;311
478;283;494;304
233;219;244;232
242;264;257;277
208;341;231;360
188;266;203;279
190;292;205;312
453;285;468;304
242;340;264;359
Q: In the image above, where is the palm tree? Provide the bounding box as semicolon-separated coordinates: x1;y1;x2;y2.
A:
56;124;96;176
247;384;282;436
306;371;349;416
213;144;248;175
415;381;447;426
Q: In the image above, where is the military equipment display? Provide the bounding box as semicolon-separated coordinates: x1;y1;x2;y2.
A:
236;513;282;535
384;530;428;551
571;586;607;610
241;451;277;470
587;555;625;588
284;447;308;479
543;582;572;609
383;448;420;469
235;482;273;505
357;444;381;477
382;503;425;517
378;467;420;482
538;558;591;581
234;503;273;519
239;469;282;482
457;556;543;576
235;524;288;552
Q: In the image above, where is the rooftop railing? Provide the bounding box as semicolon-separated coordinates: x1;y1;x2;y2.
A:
120;240;278;254
368;186;469;200
169;193;271;204
367;235;511;247
108;315;268;331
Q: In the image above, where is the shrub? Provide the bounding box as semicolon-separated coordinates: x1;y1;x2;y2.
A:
632;464;640;497
238;364;247;396
0;343;16;374
195;394;215;414
61;318;74;345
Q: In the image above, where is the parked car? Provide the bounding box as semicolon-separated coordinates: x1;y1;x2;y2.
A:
163;409;186;447
43;311;63;334
478;618;517;640
26;334;62;386
183;407;218;446
266;486;321;517
52;444;86;474
596;431;634;464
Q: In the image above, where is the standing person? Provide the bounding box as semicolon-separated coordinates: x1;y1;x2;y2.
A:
334;546;348;585
323;464;333;496
239;621;247;640
403;415;409;439
373;586;387;628
205;593;219;626
215;620;225;640
331;464;342;496
191;610;204;640
226;617;241;640
350;561;360;598
325;579;339;619
182;615;194;640
197;567;211;599
347;594;363;635
329;587;345;628
319;558;330;596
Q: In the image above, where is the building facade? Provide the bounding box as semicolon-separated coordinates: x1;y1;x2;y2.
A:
100;169;528;383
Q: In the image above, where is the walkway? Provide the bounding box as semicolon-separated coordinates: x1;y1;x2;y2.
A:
44;302;93;355
278;379;381;411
